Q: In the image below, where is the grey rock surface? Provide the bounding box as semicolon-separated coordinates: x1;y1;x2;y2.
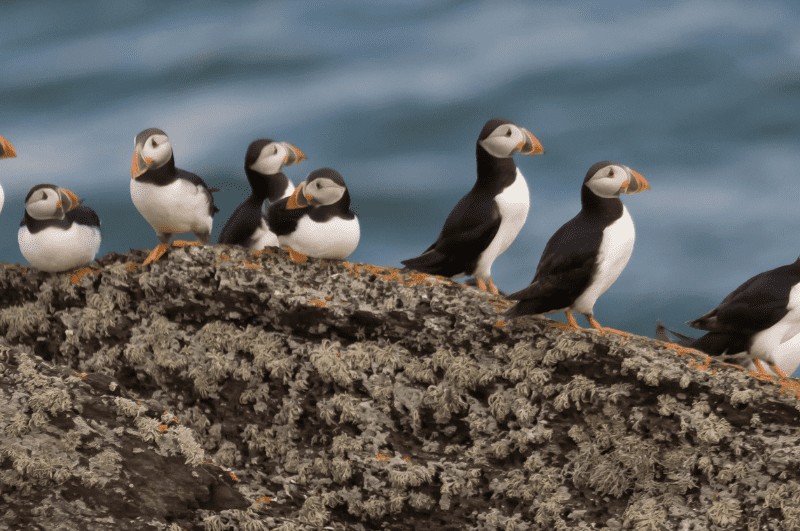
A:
1;244;799;530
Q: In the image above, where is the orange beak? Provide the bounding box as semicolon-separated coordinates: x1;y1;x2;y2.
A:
131;149;152;180
131;151;141;179
621;169;650;195
0;135;17;159
283;142;307;166
58;188;82;212
286;182;308;209
518;128;545;155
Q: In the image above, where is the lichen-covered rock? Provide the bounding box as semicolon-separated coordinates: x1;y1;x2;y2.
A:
1;244;800;529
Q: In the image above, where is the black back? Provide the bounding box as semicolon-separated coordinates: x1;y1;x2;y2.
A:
22;205;101;234
687;258;800;336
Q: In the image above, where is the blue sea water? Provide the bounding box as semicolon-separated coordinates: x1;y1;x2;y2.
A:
2;0;800;371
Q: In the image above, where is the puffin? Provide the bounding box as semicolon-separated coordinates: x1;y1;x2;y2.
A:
686;257;800;377
400;118;544;294
0;134;18;214
266;168;359;262
505;161;650;335
217;138;306;249
18;184;101;272
130;128;219;266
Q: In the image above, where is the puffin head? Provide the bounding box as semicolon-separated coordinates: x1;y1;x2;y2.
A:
0;135;17;159
132;128;172;179
584;161;650;198
286;168;348;210
24;184;82;221
477;118;545;158
246;139;306;176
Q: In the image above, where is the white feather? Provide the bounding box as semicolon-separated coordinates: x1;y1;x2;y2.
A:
131;178;213;237
278;215;360;259
473;168;530;281
571;205;635;316
18;224;101;272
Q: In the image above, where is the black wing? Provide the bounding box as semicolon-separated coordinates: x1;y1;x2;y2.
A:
401;191;501;277
505;215;601;317
687;262;800;335
266;196;310;237
218;198;262;246
68;205;101;229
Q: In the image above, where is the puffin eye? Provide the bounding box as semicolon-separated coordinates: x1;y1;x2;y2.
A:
505;129;512;137
608;169;614;177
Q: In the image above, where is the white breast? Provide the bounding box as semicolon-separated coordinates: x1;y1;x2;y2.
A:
571;206;636;316
278;215;360;260
473;168;530;280
19;224;101;272
131;178;213;237
750;283;800;371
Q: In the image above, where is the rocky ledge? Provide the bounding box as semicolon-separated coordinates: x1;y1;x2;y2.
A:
1;244;800;530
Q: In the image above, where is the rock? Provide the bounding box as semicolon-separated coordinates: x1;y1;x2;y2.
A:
0;244;799;530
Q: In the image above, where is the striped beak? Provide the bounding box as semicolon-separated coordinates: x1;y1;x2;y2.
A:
285;182;310;209
131;145;148;180
621;169;650;195
57;188;82;213
0;135;17;159
518;128;545;155
282;142;307;166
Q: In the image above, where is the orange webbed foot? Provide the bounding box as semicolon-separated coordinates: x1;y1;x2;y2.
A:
172;240;201;247
287;247;308;263
142;243;170;266
588;316;631;337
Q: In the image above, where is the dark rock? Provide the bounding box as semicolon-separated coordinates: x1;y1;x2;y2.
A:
0;244;799;529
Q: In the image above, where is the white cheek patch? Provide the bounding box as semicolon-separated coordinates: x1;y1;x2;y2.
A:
479;136;514;158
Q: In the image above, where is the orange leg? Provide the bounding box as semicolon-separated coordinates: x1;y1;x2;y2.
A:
172;240;201;247
142;243;170;266
564;310;585;330
588;316;632;338
287;247;308;263
771;364;789;378
753;359;789;378
476;279;488;291
486;280;500;295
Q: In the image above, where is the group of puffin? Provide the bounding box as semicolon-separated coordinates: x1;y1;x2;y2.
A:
1;118;799;378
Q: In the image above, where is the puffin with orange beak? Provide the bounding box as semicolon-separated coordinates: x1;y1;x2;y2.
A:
18;184;101;272
401;118;544;294
505;161;650;336
130;128;219;266
217;138;306;249
0;134;18;214
266;168;359;262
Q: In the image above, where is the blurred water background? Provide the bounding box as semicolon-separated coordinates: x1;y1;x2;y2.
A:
2;0;800;360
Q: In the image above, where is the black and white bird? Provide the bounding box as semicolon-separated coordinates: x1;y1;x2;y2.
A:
0;134;18;214
267;168;359;262
130;128;219;266
217;139;306;249
18;184;101;272
686;257;800;377
401;118;544;294
505;161;650;335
